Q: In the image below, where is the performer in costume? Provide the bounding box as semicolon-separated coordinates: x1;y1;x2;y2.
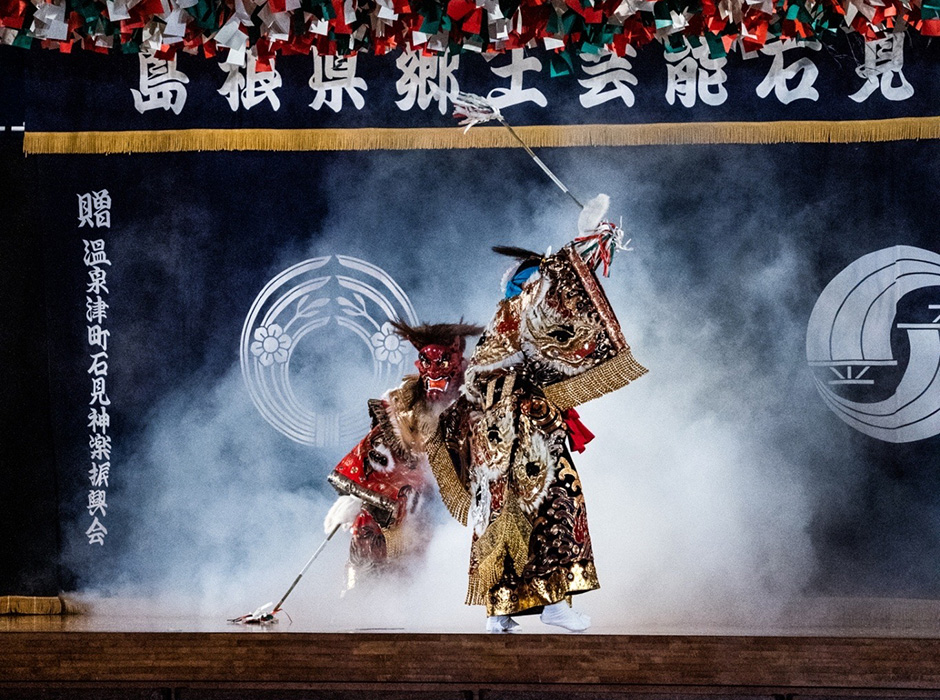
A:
324;320;483;591
426;197;647;632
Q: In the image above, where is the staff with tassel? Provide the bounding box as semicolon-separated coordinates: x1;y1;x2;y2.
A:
449;90;633;276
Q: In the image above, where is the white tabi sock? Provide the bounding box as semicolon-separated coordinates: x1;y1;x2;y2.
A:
539;601;591;632
485;615;520;633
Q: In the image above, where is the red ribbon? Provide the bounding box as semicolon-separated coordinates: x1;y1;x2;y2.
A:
573;231;615;277
563;407;595;453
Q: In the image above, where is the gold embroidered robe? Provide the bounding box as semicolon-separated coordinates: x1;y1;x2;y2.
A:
428;244;647;616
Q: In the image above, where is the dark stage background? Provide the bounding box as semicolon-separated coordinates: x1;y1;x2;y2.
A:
2;42;940;628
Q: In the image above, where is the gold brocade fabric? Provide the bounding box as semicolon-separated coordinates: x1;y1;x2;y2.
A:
469;492;532;594
484;561;600;617
468;297;524;370
381;522;407;559
464;448;601;615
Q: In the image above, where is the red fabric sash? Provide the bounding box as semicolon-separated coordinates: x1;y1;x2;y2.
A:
563;407;595;453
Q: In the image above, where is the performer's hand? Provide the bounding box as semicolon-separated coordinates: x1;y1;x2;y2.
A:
324;495;362;534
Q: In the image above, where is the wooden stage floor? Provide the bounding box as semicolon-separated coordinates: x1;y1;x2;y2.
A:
3;598;940;700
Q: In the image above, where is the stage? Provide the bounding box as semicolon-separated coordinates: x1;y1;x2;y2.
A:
3;598;940;700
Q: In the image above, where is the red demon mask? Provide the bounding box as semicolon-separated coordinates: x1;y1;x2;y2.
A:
389;320;483;403
417;341;465;402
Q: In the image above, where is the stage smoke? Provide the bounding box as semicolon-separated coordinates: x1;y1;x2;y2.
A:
64;144;938;632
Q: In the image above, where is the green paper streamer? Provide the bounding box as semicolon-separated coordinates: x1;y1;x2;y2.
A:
547;11;559;33
665;33;686;51
12;31;33;48
549;49;573;77
189;0;221;30
419;3;441;34
560;11;577;34
704;31;725;57
1;0;929;61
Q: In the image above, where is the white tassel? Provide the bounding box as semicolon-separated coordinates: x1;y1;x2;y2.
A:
577;193;610;236
451;91;502;132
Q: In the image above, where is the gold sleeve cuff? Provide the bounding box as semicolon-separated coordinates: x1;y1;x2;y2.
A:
426;429;471;526
542;349;648;411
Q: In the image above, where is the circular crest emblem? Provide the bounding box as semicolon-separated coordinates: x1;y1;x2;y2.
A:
240;255;418;447
806;245;940;443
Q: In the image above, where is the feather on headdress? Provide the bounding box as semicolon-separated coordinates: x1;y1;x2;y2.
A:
491;245;543;262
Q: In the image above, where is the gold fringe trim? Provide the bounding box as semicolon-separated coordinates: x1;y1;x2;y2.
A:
469;492;532;599
465;570;491;607
468;547;505;601
23;117;940;154
381;523;406;559
426;428;471;526
0;595;64;615
543;349;648;412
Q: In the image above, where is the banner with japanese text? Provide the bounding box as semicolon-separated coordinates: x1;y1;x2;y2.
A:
20;32;940;153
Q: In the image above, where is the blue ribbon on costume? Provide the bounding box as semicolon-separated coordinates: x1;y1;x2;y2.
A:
504;263;539;298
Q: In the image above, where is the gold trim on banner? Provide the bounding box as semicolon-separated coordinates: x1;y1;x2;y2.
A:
0;596;65;615
21;117;940;154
